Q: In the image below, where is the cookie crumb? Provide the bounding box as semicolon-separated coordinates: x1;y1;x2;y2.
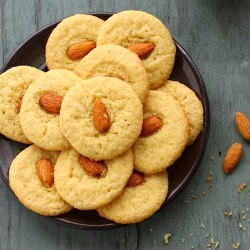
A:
224;211;233;217
238;182;247;193
232;242;240;249
164;233;171;244
239;223;246;231
201;222;205;229
206;176;213;183
210;156;215;164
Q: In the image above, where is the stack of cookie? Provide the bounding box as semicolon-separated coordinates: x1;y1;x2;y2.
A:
0;10;204;224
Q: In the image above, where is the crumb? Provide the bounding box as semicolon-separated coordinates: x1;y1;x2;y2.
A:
215;241;219;248
232;242;240;249
224;211;233;217
206;234;210;238
192;195;196;199
154;240;157;244
149;228;153;232
202;191;207;195
182;238;185;243
239;223;246;231
238;182;247;193
242;211;245;214
164;233;171;244
208;183;213;188
247;208;249;212
210;156;215;164
201;222;205;229
247;219;250;223
191;247;194;249
188;233;194;238
184;200;190;203
209;171;213;176
206;176;213;183
241;215;246;220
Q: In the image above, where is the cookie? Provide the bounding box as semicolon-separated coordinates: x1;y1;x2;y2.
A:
74;44;149;104
158;80;204;145
60;77;143;160
9;145;72;216
46;14;104;71
97;171;168;224
19;69;83;150
54;148;133;210
0;66;44;144
97;10;176;90
132;91;189;174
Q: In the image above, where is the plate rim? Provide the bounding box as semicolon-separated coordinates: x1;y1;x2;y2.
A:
0;12;210;230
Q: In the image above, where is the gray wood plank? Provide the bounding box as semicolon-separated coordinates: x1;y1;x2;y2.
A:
1;0;250;249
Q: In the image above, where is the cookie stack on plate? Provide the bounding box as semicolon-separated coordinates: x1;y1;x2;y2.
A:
0;10;204;224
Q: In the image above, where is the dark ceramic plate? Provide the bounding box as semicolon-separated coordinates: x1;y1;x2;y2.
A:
0;13;210;229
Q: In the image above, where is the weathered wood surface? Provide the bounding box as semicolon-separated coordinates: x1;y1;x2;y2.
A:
0;0;250;249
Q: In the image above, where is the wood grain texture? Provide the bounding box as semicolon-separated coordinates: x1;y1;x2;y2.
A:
0;0;250;249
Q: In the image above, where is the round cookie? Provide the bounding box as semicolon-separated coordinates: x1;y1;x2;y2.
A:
97;10;176;90
46;14;104;71
9;145;72;216
132;91;189;174
19;69;83;150
54;148;133;210
0;66;44;144
74;44;149;104
158;80;204;146
60;77;143;160
97;171;168;224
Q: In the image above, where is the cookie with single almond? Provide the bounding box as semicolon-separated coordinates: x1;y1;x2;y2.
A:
0;66;44;143
97;171;168;224
60;77;143;160
132;91;189;174
97;10;176;89
158;80;204;146
19;69;83;150
9;145;72;216
46;14;104;71
74;44;149;104
54;148;133;210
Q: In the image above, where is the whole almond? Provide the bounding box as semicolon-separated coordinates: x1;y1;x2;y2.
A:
66;40;96;61
37;158;54;188
79;155;107;178
235;112;250;141
126;171;145;187
92;99;110;133
17;98;22;113
39;93;63;114
223;143;243;174
141;115;163;137
127;42;155;59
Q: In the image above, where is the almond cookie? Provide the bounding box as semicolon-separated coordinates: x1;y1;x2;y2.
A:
19;69;83;150
97;10;176;90
97;171;168;224
0;66;44;144
74;44;149;104
60;77;143;160
46;14;104;71
158;80;204;146
132;91;189;174
54;148;133;210
9;145;72;216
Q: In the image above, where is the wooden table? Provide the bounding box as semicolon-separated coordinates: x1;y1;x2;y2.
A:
0;0;250;249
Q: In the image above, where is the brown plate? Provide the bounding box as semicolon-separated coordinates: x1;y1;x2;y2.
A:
0;13;210;229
